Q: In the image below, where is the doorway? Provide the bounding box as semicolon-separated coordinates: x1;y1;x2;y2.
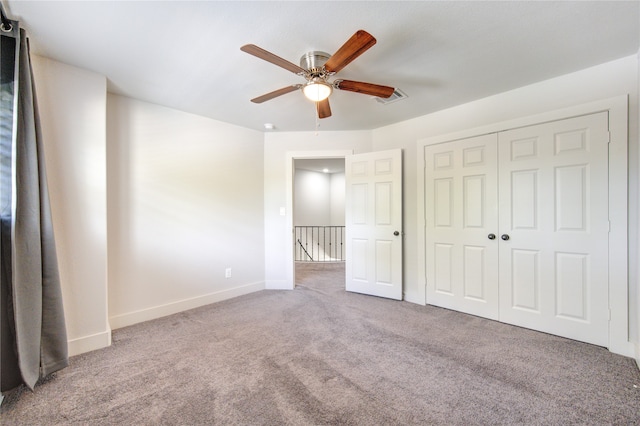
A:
286;151;351;289
293;157;346;287
285;149;404;299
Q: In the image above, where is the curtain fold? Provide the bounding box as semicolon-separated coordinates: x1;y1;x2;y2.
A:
1;18;21;392
1;22;68;393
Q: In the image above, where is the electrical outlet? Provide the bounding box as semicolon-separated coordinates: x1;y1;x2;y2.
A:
225;268;232;278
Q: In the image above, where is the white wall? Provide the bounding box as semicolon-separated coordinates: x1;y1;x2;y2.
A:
264;131;371;289
294;169;331;226
293;169;345;226
107;95;265;328
330;172;345;226
372;56;639;342
31;57;267;355
31;56;110;356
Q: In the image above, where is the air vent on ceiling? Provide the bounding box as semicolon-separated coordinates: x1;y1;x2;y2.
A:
374;88;407;105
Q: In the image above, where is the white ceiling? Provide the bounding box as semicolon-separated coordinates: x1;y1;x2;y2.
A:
5;1;639;132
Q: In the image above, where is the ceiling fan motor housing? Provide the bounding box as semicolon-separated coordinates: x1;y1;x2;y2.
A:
300;51;331;75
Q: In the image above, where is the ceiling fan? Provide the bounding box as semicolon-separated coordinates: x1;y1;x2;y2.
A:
240;30;395;119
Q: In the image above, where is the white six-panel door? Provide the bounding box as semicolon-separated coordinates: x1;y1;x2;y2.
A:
346;149;402;300
424;112;610;346
498;112;609;346
424;134;500;319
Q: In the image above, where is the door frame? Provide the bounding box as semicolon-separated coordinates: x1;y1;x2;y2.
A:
285;150;353;289
417;95;631;357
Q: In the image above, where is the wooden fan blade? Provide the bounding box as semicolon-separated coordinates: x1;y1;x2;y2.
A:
335;80;395;98
251;85;300;103
324;30;377;74
241;44;306;74
317;98;332;119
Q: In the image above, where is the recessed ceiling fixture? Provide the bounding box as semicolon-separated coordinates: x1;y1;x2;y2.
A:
323;168;329;173
241;30;395;120
263;123;275;130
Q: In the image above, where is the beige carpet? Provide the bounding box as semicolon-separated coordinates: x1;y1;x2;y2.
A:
2;262;639;424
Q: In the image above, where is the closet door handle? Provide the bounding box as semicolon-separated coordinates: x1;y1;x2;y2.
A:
393;231;400;236
501;234;510;241
488;234;496;240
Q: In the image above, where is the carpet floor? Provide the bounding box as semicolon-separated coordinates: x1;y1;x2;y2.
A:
2;262;639;424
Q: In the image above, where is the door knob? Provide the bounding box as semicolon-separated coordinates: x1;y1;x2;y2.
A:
488;234;496;240
393;231;400;236
501;234;510;241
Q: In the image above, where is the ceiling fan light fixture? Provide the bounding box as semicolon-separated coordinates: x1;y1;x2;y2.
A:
241;30;391;120
303;81;332;102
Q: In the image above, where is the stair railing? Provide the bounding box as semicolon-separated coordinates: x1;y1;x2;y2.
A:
294;226;345;262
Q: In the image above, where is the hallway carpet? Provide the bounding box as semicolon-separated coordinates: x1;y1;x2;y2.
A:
2;262;639;424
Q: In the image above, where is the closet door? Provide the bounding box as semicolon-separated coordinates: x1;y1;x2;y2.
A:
425;134;499;320
497;112;609;346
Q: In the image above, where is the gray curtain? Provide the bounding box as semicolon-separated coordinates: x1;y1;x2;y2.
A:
1;21;68;392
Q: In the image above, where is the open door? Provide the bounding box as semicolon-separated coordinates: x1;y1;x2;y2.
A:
345;149;402;299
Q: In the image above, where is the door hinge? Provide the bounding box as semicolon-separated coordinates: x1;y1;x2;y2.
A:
608;309;611;321
606;131;611;144
607;220;611;233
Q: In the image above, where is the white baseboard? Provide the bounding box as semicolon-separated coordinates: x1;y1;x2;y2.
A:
68;329;112;357
109;281;265;330
265;279;293;290
635;342;640;371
